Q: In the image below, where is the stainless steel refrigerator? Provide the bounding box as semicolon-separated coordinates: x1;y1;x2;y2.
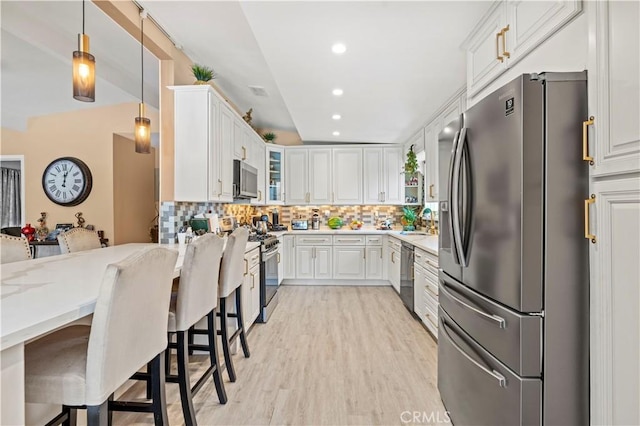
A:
437;72;589;425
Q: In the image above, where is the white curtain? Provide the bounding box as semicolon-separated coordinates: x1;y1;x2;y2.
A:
1;167;21;228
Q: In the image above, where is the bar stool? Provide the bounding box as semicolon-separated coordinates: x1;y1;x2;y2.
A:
57;228;101;253
0;234;31;264
166;234;227;425
217;227;250;382
24;247;178;426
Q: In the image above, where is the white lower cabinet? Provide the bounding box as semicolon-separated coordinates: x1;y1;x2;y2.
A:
295;246;332;279
365;246;384;279
414;265;427;319
277;236;284;285
314;247;332;279
590;176;640;425
387;237;402;293
333;247;365;280
282;235;296;279
242;248;261;328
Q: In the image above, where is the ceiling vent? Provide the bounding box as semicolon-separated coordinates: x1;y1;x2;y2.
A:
249;85;268;97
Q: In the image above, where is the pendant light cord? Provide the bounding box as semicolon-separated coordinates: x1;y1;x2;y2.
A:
82;0;85;34
140;14;144;104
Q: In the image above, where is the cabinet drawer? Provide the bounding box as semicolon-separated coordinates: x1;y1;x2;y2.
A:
244;248;260;271
415;248;438;270
387;237;402;251
296;235;332;246
365;235;383;246
424;287;438;314
424;304;439;337
333;235;366;246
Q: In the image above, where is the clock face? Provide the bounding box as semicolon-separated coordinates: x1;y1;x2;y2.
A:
42;157;92;206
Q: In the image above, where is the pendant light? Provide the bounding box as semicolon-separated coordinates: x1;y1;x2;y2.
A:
135;10;151;154
72;0;96;102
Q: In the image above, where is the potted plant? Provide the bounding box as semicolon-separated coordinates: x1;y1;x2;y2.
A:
263;132;276;143
405;144;418;174
401;206;417;231
191;64;216;85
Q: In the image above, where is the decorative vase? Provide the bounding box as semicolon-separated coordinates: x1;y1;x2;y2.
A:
194;80;209;85
21;223;36;241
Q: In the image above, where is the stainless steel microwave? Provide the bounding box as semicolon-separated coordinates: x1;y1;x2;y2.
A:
233;159;258;199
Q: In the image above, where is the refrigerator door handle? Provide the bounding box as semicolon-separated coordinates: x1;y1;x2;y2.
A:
448;130;462;265
440;280;506;328
452;127;468;266
440;315;507;388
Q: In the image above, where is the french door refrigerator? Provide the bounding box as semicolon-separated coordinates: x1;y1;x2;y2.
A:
437;72;589;426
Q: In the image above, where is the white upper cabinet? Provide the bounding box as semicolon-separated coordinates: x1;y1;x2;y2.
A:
285;148;331;205
383;147;404;204
363;148;385;204
464;2;508;97
464;0;582;97
218;104;234;201
285;149;309;205
250;134;266;205
587;0;640;177
309;149;332;204
233;119;246;161
332;148;363;205
267;146;285;205
172;85;232;202
424;123;439;202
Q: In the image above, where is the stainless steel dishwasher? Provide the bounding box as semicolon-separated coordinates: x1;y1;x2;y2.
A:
400;242;414;311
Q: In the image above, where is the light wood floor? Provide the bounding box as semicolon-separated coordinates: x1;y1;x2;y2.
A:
114;285;445;425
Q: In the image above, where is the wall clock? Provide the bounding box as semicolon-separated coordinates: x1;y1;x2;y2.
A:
42;157;93;206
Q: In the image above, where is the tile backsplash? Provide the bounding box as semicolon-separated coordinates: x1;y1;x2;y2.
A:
159;201;425;243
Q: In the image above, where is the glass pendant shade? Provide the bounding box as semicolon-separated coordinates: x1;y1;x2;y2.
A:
135;103;151;154
72;34;95;102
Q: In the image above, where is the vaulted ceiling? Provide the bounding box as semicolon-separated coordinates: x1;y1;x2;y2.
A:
2;1;492;144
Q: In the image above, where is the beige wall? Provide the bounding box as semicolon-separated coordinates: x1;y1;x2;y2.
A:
112;134;156;245
256;128;303;146
0;103;159;241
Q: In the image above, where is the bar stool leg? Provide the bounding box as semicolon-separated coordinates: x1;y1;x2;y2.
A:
86;400;109;426
61;405;77;426
207;310;227;404
235;286;250;358
176;331;197;426
219;297;236;382
149;352;169;426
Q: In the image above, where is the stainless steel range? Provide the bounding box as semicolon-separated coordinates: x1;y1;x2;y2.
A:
248;233;280;322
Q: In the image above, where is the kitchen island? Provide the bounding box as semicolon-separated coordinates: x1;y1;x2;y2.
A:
0;240;259;425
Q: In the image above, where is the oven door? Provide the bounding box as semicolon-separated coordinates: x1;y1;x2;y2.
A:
259;245;280;321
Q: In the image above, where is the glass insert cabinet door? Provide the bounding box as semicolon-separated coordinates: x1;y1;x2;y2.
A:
268;147;284;204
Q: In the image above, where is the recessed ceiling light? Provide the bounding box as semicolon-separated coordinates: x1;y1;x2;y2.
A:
332;88;343;96
333;131;340;136
332;43;347;54
332;114;341;120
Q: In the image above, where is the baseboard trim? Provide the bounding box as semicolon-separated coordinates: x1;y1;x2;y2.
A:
281;279;390;286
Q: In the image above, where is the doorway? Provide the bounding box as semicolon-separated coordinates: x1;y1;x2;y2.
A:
0;155;26;228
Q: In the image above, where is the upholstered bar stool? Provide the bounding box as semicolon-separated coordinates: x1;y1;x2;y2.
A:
0;234;31;263
217;227;250;382
24;247;178;426
57;228;101;253
166;234;227;425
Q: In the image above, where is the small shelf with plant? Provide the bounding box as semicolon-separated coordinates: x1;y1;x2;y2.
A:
263;132;277;143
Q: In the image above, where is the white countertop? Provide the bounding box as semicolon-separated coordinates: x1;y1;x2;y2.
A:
271;227;439;256
0;240;261;351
